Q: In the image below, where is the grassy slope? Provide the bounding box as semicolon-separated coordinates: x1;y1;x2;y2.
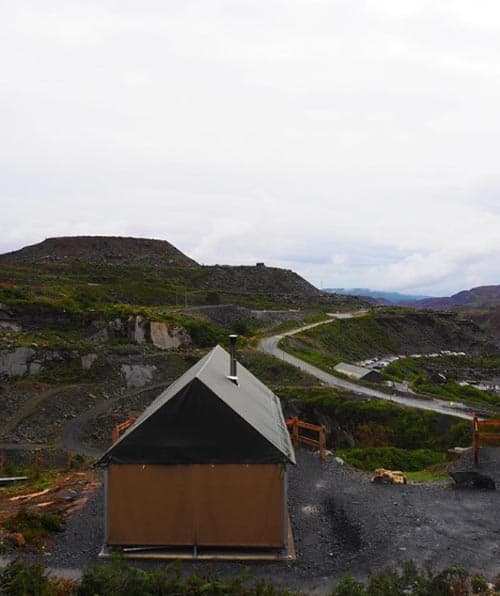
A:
280;314;397;369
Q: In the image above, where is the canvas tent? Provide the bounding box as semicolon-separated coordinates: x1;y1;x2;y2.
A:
98;343;295;556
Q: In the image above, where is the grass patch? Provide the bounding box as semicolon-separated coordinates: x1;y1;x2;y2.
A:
405;469;449;483
3;508;64;543
239;350;317;387
2;470;62;498
336;447;447;472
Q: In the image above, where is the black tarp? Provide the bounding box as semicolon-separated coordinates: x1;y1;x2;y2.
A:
98;345;295;466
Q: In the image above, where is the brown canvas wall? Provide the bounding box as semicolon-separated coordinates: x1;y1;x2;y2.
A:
107;464;285;547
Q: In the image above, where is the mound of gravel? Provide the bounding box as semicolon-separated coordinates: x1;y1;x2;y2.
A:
0;236;198;268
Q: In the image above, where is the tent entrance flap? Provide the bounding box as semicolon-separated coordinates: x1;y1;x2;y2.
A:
107;464;285;548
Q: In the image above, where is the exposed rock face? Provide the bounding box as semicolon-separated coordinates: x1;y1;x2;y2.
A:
128;316;148;344
89;326;109;344
0;303;21;332
0;321;22;332
150;322;190;350
81;353;98;370
0;347;38;377
121;364;157;388
126;316;190;349
186;305;308;329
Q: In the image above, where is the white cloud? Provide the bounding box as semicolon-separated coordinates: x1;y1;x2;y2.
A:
2;1;500;296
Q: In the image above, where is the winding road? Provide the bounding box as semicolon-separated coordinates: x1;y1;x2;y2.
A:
3;311;477;460
259;312;476;421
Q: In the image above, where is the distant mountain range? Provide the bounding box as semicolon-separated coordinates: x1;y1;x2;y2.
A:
414;286;500;310
325;288;431;304
326;285;500;321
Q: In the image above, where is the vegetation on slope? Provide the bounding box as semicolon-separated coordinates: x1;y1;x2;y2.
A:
275;386;472;451
280;309;494;368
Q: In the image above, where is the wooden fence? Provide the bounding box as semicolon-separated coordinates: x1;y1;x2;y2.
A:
286;417;327;461
473;416;500;465
112;417;137;445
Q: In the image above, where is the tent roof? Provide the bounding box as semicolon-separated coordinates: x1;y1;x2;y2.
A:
98;345;295;466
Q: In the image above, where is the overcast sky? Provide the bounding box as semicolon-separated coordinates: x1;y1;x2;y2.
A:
2;1;500;296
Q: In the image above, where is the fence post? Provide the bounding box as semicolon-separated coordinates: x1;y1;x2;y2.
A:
291;417;299;447
319;426;327;461
0;452;5;475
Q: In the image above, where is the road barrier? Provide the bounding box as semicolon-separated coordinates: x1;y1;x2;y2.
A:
286;416;327;460
473;415;500;465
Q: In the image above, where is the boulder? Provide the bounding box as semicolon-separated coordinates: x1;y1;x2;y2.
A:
0;347;35;377
150;322;190;350
128;315;148;344
449;471;496;490
372;468;407;485
0;321;22;332
121;364;157;388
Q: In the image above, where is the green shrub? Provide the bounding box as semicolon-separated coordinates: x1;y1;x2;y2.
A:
329;575;367;595
181;318;225;348
329;562;484;596
0;558;493;596
276;387;473;450
77;558;294;596
0;559;55;596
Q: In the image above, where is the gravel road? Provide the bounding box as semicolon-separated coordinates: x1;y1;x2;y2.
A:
39;447;500;593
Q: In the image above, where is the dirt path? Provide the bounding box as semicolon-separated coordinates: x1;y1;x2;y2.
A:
60;383;170;456
0;384;86;437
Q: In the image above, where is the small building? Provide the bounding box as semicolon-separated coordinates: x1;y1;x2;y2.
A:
334;362;383;382
98;340;295;558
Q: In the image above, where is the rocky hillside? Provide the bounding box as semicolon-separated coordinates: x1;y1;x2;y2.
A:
0;236;329;301
0;236;199;268
194;264;322;297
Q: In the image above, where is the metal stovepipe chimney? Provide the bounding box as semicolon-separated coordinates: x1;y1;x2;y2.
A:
228;334;238;384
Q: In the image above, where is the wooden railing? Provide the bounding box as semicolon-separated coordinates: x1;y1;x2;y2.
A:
286;417;327;461
473;416;500;465
112;417;136;444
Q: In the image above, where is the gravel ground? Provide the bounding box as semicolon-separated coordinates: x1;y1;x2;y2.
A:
39;448;500;593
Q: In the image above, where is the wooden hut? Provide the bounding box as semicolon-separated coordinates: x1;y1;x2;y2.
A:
97;342;295;558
